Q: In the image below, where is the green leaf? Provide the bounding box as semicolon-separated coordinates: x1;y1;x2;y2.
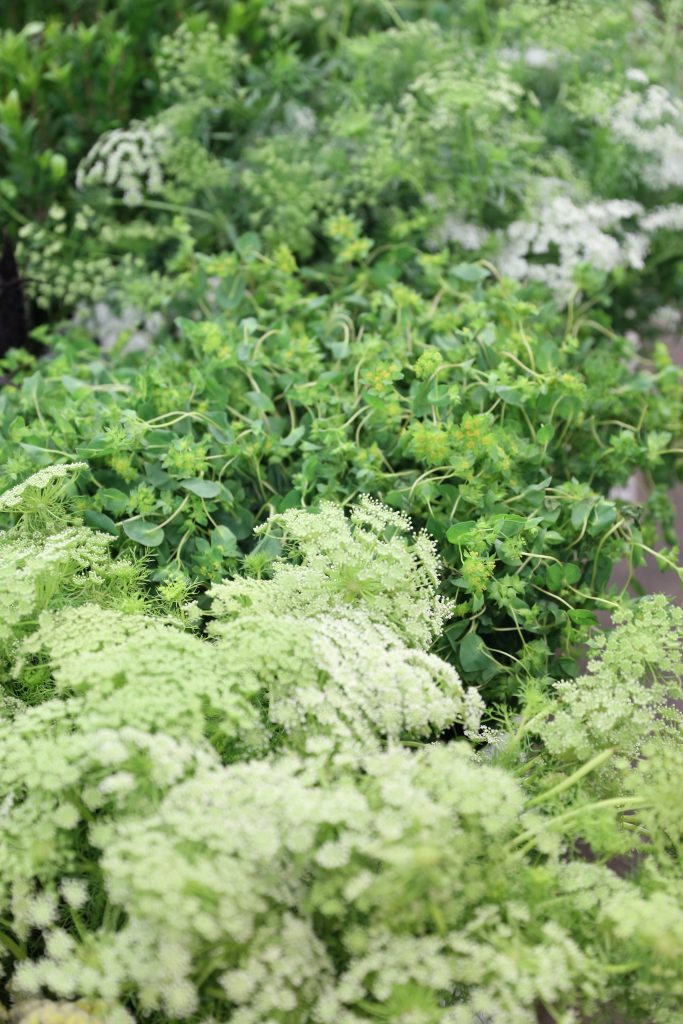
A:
459;631;492;673
495;385;524;407
235;231;261;256
571;498;594;530
180;478;222;499
563;563;581;585
385;489;409;512
447;520;478;545
99;488;129;515
123;519;165;547
277;489;302;512
589;502;617;535
83;509;118;536
211;525;238;557
546;564;564;591
281;425;306;447
450;263;490;282
568;608;598;627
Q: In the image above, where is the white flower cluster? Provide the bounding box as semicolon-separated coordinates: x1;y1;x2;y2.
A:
13;746;531;1020
212;608;483;752
210;496;453;649
0;527;110;650
8;999;133;1024
499;44;561;70
19;603;263;748
431;190;683;298
430;214;489;252
76;123;169;207
3;473;683;1022
606;80;683;190
73;302;164;353
498;188;648;299
650;304;682;334
0;462;87;513
641;203;683;233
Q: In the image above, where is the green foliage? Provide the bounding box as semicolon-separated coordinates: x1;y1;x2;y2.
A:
2;252;681;694
1;470;683;1024
2;3;683;1020
6;1;683;324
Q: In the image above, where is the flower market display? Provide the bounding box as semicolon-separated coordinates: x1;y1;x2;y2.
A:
0;3;682;1023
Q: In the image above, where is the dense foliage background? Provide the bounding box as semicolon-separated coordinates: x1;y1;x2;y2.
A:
1;2;682;1023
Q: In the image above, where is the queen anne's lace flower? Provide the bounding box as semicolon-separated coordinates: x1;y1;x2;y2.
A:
0;464;87;513
76;124;169;207
606;84;683;190
2;471;683;1022
211;496;452;649
498;187;648;299
9;1001;132;1024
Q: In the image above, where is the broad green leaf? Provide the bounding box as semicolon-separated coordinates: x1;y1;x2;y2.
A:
563;563;581;585
450;263;490;282
546;564;564;591
459;631;492;673
83;509;118;536
123;519;165;547
277;489;302;512
281;425;306;447
99;488;129;514
495;385;524;407
447;520;478;545
180;478;222;498
211;525;238;556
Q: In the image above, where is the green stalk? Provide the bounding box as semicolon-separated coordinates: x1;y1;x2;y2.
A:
526;748;615;808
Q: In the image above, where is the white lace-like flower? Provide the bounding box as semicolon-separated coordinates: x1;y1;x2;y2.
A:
73;302;162;353
641;203;683;233
0;464;87;512
650;304;682;333
76;124;169;207
498;186;647;299
430;215;490;252
605;84;683;190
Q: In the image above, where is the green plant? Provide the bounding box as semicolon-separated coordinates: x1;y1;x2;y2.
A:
1;467;682;1024
10;2;683;326
2;251;680;694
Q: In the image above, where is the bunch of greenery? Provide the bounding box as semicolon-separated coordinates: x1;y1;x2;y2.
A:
0;466;682;1024
2;3;683;1020
2;248;680;694
7;1;682;326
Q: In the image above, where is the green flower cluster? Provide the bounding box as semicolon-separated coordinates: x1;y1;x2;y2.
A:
0;467;682;1024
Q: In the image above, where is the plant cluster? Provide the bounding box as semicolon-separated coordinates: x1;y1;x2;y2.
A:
1;249;681;695
2;3;683;1022
1;1;680;328
1;467;683;1024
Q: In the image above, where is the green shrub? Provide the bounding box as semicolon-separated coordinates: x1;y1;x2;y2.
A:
2;251;680;694
10;1;683;326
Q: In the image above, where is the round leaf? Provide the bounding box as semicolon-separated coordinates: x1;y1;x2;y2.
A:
180;478;222;499
123;519;165;547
